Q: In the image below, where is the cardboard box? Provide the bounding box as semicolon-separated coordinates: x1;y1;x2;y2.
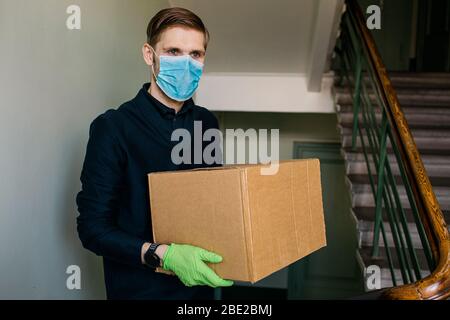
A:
148;159;326;283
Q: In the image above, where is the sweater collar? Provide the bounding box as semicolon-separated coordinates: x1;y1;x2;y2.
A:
139;83;194;117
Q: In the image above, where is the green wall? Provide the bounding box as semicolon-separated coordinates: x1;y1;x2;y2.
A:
214;112;341;161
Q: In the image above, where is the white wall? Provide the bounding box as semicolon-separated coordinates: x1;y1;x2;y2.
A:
169;0;318;73
0;0;168;299
196;73;335;113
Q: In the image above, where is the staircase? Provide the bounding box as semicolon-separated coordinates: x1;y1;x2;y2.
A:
333;72;450;289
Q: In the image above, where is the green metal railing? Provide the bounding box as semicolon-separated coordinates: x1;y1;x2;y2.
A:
336;3;436;286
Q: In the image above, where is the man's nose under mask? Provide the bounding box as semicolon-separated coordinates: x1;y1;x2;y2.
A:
151;48;204;102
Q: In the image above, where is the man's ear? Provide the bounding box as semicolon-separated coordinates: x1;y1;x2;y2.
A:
142;43;154;66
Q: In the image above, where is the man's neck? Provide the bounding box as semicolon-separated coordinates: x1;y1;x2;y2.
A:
148;82;183;113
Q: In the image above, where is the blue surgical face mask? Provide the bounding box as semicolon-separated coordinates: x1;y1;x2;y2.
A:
151;47;204;102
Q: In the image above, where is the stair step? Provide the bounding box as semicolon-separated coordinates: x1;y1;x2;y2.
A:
356;251;431;289
334;86;450;96
336;102;450;115
389;72;450;89
347;181;450;224
336;72;450;89
342;150;450;164
359;246;430;274
352;205;450;226
338;125;450;139
358;220;425;249
350;182;450;212
335;90;450;108
340;132;450;155
337;111;450;130
345;153;450;187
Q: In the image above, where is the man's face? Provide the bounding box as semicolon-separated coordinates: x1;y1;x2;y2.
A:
147;26;207;75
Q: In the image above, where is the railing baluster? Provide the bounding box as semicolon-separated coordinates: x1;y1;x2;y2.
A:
380;221;398;286
382;176;413;283
372;112;388;257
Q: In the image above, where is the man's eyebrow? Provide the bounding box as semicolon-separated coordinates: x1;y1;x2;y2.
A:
162;46;205;54
190;49;206;55
162;46;181;51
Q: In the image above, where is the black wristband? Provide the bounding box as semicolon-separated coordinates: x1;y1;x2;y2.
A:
144;243;161;269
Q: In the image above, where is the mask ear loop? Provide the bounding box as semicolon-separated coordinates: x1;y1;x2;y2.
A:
149;46;159;82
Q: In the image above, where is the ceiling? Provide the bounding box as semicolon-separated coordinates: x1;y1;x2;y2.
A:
168;0;319;73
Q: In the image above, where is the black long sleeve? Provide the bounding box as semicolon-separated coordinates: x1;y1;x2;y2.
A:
76;114;146;267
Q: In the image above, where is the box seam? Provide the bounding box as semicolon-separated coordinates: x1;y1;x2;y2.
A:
306;160;313;253
148;174;158;244
240;168;255;283
316;159;327;247
148;174;175;276
290;163;301;256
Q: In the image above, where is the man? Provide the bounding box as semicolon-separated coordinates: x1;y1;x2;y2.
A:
76;7;233;300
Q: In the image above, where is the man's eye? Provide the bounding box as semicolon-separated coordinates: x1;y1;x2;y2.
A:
191;52;200;58
168;49;178;55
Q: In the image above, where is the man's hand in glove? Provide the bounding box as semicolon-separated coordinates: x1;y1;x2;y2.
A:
162;243;234;288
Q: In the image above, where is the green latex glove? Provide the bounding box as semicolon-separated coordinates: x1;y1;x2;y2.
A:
162;243;234;288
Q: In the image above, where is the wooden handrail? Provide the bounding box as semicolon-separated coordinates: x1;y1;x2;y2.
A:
347;0;450;300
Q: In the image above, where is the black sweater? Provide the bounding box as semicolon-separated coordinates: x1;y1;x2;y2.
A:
76;83;219;299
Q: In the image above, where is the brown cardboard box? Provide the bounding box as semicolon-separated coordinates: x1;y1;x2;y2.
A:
148;159;326;283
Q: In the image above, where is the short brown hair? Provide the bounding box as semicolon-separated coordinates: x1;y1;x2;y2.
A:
147;7;210;49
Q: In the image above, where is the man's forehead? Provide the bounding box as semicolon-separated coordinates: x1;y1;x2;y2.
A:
157;26;206;51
